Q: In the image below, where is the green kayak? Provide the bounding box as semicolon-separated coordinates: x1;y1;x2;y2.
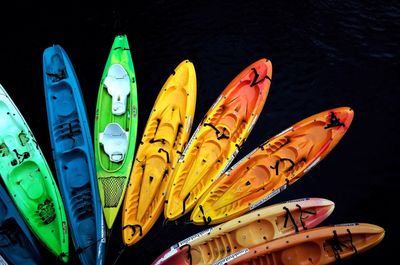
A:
94;35;138;229
0;84;69;262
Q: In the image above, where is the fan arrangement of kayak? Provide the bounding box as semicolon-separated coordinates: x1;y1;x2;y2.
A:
0;34;384;265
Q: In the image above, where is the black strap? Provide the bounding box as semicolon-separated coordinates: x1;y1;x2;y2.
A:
113;47;130;51
347;229;358;256
162;169;169;180
198;205;212;225
12;149;23;159
31;138;39;149
331;230;350;261
250;67;271;87
158;148;170;163
280;158;295;171
270;158;296;176
150;138;166;144
283;206;299;233
46;71;66;81
122;224;143;237
173;124;183;147
179;244;193;265
12;149;29;164
330;230;344;261
270;160;280;175
149;119;163;143
325;112;345;129
204;123;221;137
182;193;191;215
329;229;359;261
217;129;230;140
296;204;316;230
204;123;230;140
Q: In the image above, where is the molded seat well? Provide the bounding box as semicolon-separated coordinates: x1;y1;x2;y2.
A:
104;64;130;115
99;123;129;163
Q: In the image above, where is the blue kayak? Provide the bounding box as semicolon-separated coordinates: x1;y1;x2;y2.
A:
0;184;42;265
43;45;106;265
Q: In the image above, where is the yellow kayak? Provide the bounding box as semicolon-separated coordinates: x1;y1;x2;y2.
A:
165;59;272;221
122;60;196;246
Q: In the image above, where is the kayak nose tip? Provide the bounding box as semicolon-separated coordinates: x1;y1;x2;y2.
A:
58;252;69;263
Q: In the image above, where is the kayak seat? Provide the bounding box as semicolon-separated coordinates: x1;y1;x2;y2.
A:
104;64;130;115
99;123;129;163
62;149;89;188
21;169;45;201
10;161;45;201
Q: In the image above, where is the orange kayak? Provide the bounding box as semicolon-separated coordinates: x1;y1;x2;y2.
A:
122;60;196;246
165;59;272;221
153;198;334;265
192;107;354;225
224;223;384;265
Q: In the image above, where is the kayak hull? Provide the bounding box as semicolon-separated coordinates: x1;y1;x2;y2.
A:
43;45;106;265
193;107;354;225
0;84;69;262
0;184;42;265
122;60;196;246
94;35;139;229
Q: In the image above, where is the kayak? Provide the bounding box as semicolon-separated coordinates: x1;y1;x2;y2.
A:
122;60;196;246
153;198;334;265
43;45;106;265
0;183;42;265
0;84;69;262
192;107;354;225
94;35;139;229
223;223;384;265
165;59;272;221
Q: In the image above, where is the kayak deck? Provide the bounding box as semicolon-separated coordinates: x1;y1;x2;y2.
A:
165;59;272;220
0;85;69;262
228;223;384;265
43;45;105;265
94;35;139;229
192;107;354;225
123;60;196;245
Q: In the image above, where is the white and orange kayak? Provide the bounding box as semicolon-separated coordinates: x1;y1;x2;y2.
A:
153;198;334;265
192;107;354;225
224;223;384;265
122;60;196;246
165;59;272;221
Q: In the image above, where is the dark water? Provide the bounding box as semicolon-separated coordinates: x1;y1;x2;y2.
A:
0;1;399;264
